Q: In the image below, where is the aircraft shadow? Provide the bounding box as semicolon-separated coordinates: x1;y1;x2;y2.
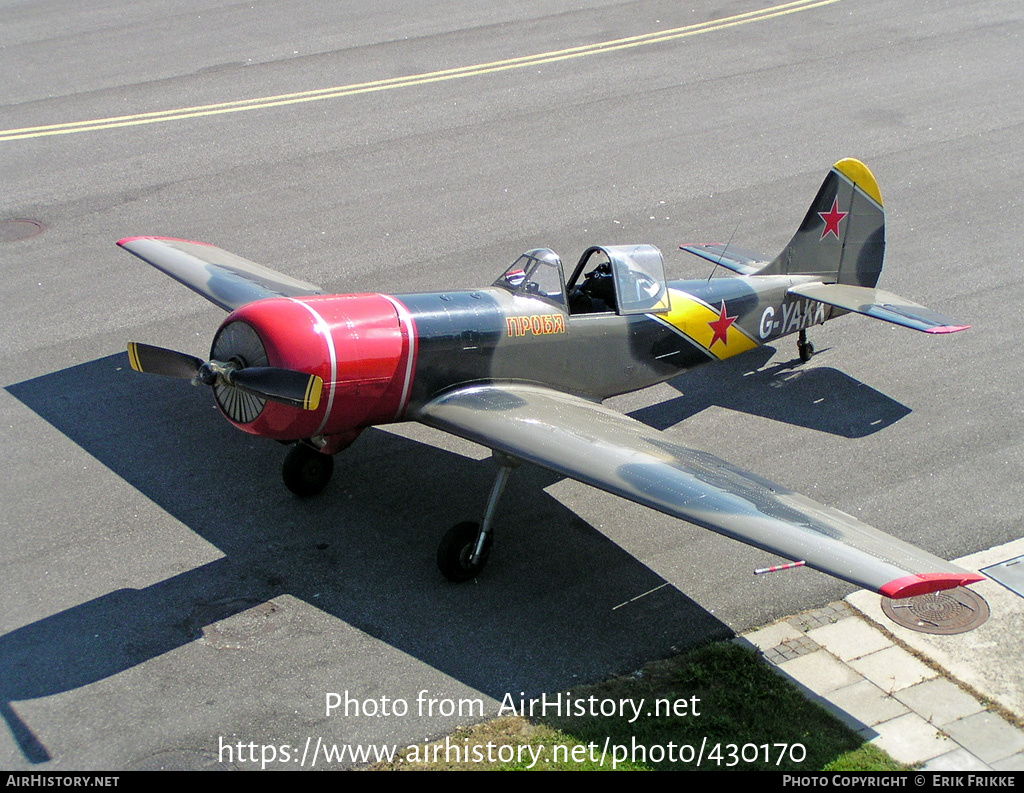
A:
4;355;730;764
632;346;911;437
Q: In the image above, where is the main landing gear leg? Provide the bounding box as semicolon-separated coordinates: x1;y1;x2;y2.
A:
797;329;815;363
437;452;519;582
282;440;335;497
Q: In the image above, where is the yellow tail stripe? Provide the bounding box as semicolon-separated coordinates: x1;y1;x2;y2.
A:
834;158;883;207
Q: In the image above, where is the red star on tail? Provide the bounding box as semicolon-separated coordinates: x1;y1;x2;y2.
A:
708;301;737;348
818;197;848;240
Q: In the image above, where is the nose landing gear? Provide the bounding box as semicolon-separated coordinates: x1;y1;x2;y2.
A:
283;441;335;497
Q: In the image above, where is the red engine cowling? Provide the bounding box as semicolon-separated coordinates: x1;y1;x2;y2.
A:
209;293;414;452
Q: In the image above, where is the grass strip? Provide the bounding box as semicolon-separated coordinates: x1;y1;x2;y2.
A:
372;640;905;771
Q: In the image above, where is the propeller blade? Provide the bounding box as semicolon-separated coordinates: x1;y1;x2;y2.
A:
128;342;322;411
230;367;324;411
127;342;204;379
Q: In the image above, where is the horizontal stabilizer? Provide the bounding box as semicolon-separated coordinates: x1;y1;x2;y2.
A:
788;282;970;334
119;236;324;312
680;244;769;276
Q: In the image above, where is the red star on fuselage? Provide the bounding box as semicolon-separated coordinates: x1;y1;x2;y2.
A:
818;198;848;240
708;301;736;348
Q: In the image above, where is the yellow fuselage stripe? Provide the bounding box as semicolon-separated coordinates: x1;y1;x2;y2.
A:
658;289;759;360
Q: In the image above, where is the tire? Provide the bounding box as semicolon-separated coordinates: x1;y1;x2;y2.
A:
437;521;491;582
798;341;815;362
282;443;334;497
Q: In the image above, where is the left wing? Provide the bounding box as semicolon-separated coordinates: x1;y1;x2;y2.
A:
418;384;983;598
119;236;324;312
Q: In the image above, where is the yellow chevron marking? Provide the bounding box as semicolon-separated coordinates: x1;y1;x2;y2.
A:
1;0;839;142
659;289;759;360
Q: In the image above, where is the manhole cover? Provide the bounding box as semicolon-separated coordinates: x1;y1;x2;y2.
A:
0;219;45;242
882;587;990;634
187;598;289;650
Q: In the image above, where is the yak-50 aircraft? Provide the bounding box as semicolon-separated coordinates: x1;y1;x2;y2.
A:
124;159;983;599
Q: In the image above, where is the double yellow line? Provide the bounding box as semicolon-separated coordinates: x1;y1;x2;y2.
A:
1;0;837;142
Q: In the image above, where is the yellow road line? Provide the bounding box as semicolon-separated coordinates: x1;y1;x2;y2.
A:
1;0;838;142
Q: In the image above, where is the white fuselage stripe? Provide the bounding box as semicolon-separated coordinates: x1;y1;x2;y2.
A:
288;298;336;436
381;294;417;419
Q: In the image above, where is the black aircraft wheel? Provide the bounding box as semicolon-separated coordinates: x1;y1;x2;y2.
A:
282;443;335;497
798;340;815;362
437;521;492;582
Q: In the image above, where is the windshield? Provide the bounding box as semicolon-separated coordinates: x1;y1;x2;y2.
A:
494;249;566;307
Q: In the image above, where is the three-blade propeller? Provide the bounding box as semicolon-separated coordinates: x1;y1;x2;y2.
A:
127;342;323;411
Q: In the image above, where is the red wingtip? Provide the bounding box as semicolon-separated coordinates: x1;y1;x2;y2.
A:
117;236;215;247
925;324;972;334
880;572;986;599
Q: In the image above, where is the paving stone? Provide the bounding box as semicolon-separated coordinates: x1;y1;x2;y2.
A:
776;650;861;694
743;621;803;652
737;580;1024;774
920;748;992;771
764;635;821;665
807;618;891;662
869;712;951;765
895;677;985;726
822;679;909;727
788;602;855;633
992;752;1024;772
943;711;1024;766
848;645;937;693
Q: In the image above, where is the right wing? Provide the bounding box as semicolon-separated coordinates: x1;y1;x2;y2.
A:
418;384;983;598
119;236;324;312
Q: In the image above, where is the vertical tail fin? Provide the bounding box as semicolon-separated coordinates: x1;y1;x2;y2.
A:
760;159;885;287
